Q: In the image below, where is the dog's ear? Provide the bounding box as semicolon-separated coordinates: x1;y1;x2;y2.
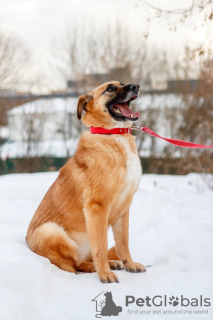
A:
77;93;93;120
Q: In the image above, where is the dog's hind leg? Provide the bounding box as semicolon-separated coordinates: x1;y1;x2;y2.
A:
26;222;81;273
76;261;96;273
108;246;120;260
108;247;124;270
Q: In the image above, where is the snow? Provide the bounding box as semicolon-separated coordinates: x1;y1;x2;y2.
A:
0;172;213;320
0;126;9;139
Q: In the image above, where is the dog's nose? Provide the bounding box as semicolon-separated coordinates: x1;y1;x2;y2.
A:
130;84;140;91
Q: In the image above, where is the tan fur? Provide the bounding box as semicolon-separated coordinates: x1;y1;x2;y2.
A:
26;81;146;283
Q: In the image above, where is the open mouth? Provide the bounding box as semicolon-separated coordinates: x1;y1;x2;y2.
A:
109;95;140;121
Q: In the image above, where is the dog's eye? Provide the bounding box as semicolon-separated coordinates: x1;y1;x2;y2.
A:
106;86;116;92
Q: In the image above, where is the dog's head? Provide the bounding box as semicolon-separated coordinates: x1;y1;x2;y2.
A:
77;81;140;129
104;291;112;299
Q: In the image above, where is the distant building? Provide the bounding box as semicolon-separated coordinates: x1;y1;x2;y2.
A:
67;79;86;93
6;93;185;144
67;69;152;92
0;89;17;97
1;92;190;159
7;97;78;142
139;80;152;91
0;89;32;97
167;80;203;93
81;73;110;90
67;74;110;93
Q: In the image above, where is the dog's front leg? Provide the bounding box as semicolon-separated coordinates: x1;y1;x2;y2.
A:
112;210;146;273
85;201;119;283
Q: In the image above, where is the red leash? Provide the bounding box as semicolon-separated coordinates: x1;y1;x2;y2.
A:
138;126;213;148
90;126;213;148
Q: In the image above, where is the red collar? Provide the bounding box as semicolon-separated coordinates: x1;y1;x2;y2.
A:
90;126;213;149
90;126;131;135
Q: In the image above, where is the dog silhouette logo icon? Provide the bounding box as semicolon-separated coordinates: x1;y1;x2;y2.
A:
92;291;122;318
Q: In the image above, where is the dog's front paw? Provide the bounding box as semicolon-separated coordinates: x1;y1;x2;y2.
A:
123;260;146;273
99;271;119;283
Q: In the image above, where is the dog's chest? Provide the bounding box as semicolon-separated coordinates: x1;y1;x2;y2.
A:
114;136;142;206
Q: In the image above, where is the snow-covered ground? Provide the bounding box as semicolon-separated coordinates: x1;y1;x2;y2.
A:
0;172;212;320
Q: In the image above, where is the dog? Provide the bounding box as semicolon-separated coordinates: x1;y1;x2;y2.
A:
26;81;146;283
101;292;122;316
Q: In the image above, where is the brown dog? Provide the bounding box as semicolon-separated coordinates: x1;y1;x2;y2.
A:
26;81;146;283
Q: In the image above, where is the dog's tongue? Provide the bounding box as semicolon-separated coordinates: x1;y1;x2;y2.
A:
115;102;140;118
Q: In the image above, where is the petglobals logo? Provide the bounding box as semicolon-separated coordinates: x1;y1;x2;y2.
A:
92;291;122;318
126;295;211;308
92;292;211;318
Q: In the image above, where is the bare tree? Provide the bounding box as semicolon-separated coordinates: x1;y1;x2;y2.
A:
0;31;28;94
53;21;160;86
52;23;101;94
177;57;213;182
0;30;29;156
52;21;158;141
138;0;213;58
22;112;46;158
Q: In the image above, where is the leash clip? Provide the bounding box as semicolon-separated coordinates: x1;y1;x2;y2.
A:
131;126;141;131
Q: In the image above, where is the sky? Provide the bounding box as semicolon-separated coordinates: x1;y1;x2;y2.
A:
0;0;211;92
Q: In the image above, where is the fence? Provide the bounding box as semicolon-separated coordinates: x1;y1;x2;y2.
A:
1;155;213;175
